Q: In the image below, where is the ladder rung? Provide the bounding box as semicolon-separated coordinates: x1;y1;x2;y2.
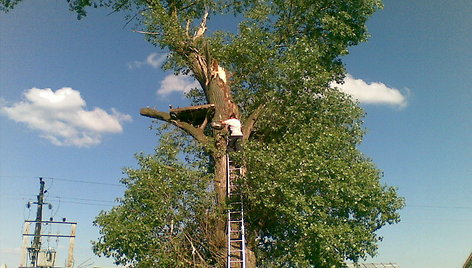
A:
227;157;246;268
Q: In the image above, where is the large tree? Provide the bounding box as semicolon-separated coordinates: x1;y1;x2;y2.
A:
2;0;404;267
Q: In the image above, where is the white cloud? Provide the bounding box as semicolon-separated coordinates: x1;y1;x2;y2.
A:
128;52;167;69
157;74;200;96
334;74;408;108
0;87;132;147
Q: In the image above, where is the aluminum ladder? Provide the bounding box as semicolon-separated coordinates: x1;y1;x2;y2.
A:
226;155;246;268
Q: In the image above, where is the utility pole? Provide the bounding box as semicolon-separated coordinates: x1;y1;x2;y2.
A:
30;177;46;266
20;178;77;268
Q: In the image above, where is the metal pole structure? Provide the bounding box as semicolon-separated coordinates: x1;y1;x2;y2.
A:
31;178;45;266
20;222;31;267
66;223;77;268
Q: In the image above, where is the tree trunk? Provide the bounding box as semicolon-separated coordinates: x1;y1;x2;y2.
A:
208;71;257;268
142;51;258;267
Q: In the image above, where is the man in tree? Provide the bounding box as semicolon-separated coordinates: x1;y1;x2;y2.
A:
220;113;243;152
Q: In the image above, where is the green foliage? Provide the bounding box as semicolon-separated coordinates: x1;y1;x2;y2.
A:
238;90;404;267
209;0;384;115
0;0;22;12
92;124;222;267
2;0;405;267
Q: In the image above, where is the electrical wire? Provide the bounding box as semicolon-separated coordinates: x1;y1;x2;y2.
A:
50;195;117;204
41;176;123;187
0;175;124;187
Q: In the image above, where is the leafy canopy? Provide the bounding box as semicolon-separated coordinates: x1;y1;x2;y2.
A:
1;0;405;267
93;125;223;267
239;89;404;266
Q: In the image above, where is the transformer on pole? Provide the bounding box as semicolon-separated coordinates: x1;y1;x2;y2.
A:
19;178;77;268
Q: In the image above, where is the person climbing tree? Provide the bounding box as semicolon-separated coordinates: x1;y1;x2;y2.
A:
221;113;243;152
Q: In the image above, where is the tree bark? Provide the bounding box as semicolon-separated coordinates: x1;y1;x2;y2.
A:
200;63;258;268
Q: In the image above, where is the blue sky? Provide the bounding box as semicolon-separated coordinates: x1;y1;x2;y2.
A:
1;0;471;267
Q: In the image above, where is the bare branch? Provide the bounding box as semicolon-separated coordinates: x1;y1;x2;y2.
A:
133;30;159;35
186;19;191;38
179;2;199;12
199;107;214;130
122;11;141;29
184;232;207;265
193;11;209;40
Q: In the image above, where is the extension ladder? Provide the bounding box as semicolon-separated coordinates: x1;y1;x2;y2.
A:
226;155;246;268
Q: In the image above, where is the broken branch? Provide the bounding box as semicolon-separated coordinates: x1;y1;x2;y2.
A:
193;11;208;40
133;30;159;35
140;107;211;146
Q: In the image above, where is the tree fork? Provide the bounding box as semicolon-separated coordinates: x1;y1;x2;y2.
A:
139;107;210;146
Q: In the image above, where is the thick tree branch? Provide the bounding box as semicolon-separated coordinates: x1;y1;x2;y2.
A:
140;107;211;145
242;103;266;140
140;107;171;120
199;107;214;130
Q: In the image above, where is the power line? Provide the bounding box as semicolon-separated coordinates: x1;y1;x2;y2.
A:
0;175;124;187
48;196;118;207
3;195;119;209
50;196;117;204
42;176;124;187
47;200;116;207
